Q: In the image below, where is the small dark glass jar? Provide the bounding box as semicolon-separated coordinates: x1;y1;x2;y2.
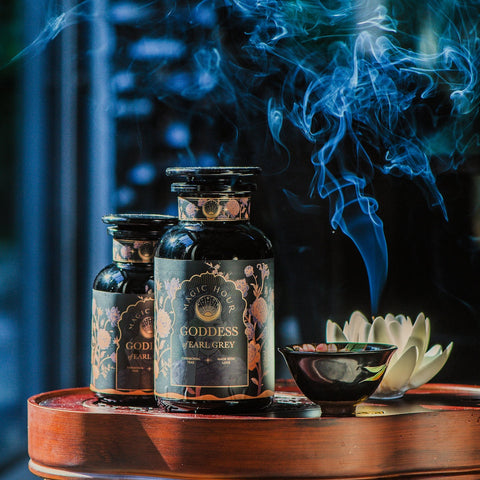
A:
90;213;177;406
154;167;275;412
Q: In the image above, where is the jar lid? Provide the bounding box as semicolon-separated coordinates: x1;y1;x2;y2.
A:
102;213;177;235
167;166;261;193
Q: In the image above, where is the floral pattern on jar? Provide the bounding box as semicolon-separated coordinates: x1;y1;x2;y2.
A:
91;292;155;395
154;258;274;401
112;239;157;263
177;196;251;221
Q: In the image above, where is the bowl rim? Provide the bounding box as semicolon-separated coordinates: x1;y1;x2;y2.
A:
278;342;397;355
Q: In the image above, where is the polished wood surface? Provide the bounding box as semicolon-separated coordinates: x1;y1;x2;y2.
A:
28;382;480;480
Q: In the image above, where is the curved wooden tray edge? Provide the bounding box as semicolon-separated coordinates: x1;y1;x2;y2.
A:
28;383;480;480
27;460;480;480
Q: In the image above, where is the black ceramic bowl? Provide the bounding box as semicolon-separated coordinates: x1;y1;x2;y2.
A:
278;343;397;416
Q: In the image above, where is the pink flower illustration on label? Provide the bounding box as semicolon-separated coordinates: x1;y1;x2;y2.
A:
251;297;268;325
97;329;112;350
156;309;173;338
91;292;154;394
244;265;254;277
248;340;261;371
225;199;241;217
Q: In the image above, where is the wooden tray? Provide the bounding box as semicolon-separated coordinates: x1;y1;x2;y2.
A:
28;383;480;480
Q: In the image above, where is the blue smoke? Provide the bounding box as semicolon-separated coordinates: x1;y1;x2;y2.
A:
7;0;93;65
14;0;480;313
232;0;479;312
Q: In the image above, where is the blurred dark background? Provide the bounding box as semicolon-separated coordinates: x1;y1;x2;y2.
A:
1;0;480;477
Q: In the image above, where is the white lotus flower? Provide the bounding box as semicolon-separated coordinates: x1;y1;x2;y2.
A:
326;311;453;400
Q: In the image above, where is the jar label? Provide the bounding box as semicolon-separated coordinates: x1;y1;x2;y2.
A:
178;196;251;221
154;259;274;401
90;291;154;395
112;239;156;263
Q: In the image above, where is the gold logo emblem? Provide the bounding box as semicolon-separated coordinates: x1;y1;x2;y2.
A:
140;316;154;338
202;199;222;219
138;242;154;262
195;294;222;322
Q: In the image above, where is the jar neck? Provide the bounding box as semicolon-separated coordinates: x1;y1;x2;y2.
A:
112;238;156;264
178;195;251;222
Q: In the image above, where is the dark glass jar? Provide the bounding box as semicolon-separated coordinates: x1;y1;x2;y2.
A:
90;213;177;406
154;167;275;412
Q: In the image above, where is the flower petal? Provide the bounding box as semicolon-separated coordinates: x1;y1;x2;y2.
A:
359;322;371;343
380;345;418;392
386;320;404;351
385;313;396;324
424;344;441;358
350;311;370;342
408;342;453;389
399;314;413;334
390;315;412;348
401;336;425;374
425;316;431;350
403;315;413;329
326;320;347;342
411;312;428;358
368;316;391;344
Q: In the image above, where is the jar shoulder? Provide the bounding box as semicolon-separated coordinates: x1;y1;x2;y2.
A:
156;223;273;260
93;263;154;293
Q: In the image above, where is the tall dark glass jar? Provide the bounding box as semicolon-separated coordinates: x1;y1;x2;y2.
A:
91;214;177;406
154;167;275;412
